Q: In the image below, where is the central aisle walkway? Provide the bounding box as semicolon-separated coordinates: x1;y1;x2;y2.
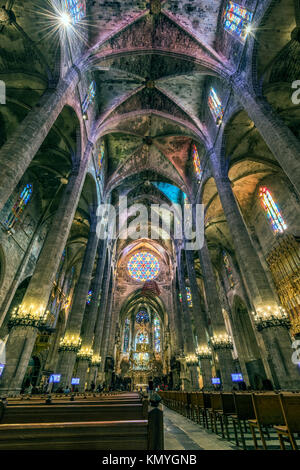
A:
163;407;236;451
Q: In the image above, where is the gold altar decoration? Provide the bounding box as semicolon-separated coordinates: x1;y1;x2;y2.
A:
266;234;300;336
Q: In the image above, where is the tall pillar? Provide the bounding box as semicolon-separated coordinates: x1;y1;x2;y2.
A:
232;75;300;197
54;209;99;389
210;155;300;388
0;66;80;212
91;257;112;386
176;246;200;390
76;240;106;391
185;249;213;390
198;238;235;391
100;274;115;385
0;143;92;395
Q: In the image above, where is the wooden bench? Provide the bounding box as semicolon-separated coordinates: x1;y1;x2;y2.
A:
230;393;255;449
249;393;285;450
0;420;148;450
1;403;144;424
274;393;300;450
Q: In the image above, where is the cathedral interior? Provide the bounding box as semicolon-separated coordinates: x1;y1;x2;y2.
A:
0;0;300;452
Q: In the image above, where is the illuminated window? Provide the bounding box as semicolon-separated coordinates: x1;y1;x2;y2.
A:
123;318;130;353
127;252;160;282
192;144;202;180
186;287;193;307
259;187;287;234
86;290;92;305
64;0;86;25
97;141;105;177
223;1;253;41
178;292;182;303
223;251;234;288
136;310;150;324
208;88;224;125
154;315;161;353
5;183;33;229
82;81;96;114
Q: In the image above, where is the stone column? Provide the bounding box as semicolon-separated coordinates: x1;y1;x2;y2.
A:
232;75;300;197
0;66;80;212
185;249;213;390
76;239;107;392
198;238;235;391
0;143;92;395
210;156;300;388
170;276;184;355
91;257;112;386
176;247;200;391
54;209;99;389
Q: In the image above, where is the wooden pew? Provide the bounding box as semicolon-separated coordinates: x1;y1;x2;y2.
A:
0;420;148;450
230;393;255;449
249;393;285;450
274;393;300;450
1;403;144;424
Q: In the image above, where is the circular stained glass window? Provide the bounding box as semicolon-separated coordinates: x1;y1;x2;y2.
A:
127;252;160;282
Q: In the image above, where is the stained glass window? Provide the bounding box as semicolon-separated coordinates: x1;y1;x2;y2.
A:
154;316;161;353
259;187;287;234
123;318;130;353
186;287;193;307
223;251;235;288
192;144;202;180
136;310;150;324
82;81;96;114
208;88;224;125
64;0;86;25
179;292;182;303
5;183;33;229
223;2;253;41
97;141;105;176
86;290;92;305
127;252;160;282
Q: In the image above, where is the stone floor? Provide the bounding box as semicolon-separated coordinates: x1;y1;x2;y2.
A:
163;406;236;450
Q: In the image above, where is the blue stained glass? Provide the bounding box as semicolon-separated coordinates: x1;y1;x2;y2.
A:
259;187;287;234
5;183;33;229
82;81;96;114
86;290;92;304
64;0;86;25
136;310;150;324
208;87;224;125
123;318;130;353
152;182;185;204
223;2;253;41
128;252;160;282
154;316;161;353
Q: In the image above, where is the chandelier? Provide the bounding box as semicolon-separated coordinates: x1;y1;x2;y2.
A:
9;305;49;329
196;345;212;359
59;334;82;352
252;305;290;331
185;354;199;366
210;334;233;350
